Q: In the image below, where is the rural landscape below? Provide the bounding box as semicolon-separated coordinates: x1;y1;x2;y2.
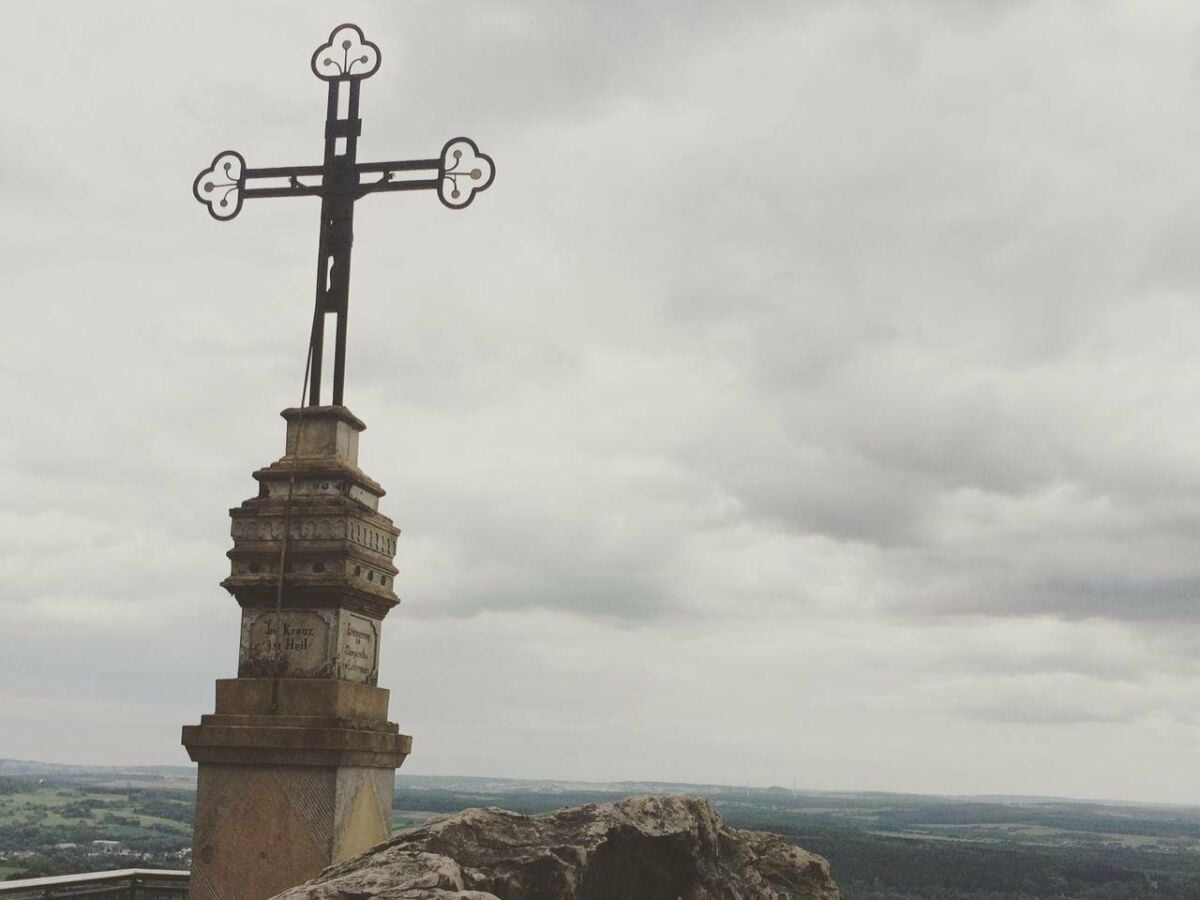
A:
1;759;1197;899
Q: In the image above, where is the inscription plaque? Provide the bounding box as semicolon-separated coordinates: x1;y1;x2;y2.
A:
238;609;380;683
338;613;379;685
240;610;336;678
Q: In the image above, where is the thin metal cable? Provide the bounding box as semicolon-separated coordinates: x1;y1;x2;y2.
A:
268;310;321;711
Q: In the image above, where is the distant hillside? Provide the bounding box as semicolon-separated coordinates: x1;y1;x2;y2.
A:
2;761;1194;811
394;773;1198;812
0;759;195;780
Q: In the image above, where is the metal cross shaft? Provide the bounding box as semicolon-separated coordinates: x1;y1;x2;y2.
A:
193;23;495;407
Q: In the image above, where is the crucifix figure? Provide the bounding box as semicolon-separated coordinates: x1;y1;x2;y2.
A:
193;23;495;407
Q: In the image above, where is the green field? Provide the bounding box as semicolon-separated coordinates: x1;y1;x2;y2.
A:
392;809;443;831
0;785;190;835
0;774;193;881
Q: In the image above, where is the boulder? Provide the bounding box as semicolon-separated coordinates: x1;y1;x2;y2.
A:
271;794;840;900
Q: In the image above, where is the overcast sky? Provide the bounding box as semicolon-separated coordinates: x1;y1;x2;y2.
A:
3;0;1200;805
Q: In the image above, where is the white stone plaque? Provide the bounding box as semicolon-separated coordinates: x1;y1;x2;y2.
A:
239;610;336;678
337;613;379;684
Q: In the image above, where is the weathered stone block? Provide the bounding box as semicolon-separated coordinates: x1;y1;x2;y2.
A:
281;406;364;465
212;677;392;721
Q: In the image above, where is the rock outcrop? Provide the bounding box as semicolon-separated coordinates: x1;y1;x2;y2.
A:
272;794;840;900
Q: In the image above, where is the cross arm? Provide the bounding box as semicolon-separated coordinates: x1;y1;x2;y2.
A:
354;159;440;198
354;138;495;209
244;164;325;199
192;137;494;221
193;152;325;220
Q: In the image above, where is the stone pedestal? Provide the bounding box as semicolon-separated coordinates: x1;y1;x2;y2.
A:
183;407;411;900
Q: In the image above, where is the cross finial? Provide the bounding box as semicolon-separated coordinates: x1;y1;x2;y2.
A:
193;24;496;406
311;23;381;80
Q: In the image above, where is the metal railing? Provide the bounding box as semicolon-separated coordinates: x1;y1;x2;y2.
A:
0;869;188;899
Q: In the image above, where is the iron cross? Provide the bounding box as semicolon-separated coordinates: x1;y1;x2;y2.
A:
193;23;495;407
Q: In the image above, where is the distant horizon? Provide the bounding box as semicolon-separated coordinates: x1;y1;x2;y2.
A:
3;756;1196;812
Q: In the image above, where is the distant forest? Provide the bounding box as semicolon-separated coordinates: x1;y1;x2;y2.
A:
395;784;1200;900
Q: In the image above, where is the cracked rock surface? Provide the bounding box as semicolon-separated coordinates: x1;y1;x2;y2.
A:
272;795;840;900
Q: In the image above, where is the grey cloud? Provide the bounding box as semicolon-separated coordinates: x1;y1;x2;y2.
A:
953;672;1165;726
961;701;1143;727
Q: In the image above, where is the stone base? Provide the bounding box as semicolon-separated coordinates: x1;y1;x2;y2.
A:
189;763;395;900
182;678;411;900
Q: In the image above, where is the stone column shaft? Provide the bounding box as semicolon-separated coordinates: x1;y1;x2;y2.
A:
183;407;411;900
